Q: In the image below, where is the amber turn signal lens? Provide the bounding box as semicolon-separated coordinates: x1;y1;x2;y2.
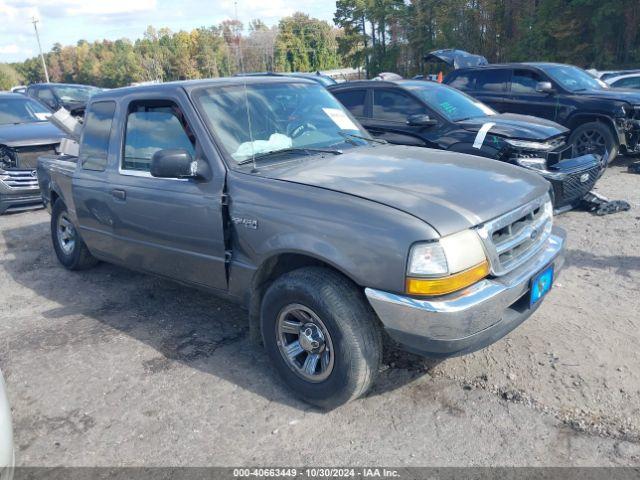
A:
406;260;490;296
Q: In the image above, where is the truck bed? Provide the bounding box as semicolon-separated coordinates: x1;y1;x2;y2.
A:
37;154;78;211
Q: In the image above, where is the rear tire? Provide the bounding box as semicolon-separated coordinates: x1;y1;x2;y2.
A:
569;121;618;164
51;199;98;270
261;267;382;409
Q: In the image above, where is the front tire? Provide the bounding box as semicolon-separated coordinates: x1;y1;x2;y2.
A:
261;267;382;409
569;121;618;163
51;199;98;270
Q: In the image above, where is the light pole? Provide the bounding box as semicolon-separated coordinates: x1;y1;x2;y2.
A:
31;17;50;83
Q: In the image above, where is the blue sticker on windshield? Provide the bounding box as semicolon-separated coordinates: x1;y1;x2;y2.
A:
439;102;457;115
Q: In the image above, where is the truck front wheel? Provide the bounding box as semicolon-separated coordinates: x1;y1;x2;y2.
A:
51;199;98;270
260;267;382;409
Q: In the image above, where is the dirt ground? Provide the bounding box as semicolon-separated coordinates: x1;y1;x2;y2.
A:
1;157;639;467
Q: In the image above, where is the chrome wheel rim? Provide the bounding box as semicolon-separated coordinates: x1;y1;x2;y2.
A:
276;304;334;382
575;129;606;156
57;212;76;255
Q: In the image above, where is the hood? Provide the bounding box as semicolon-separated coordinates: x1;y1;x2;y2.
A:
574;88;640;104
456;113;568;141
0;121;65;147
256;145;549;236
424;49;488;69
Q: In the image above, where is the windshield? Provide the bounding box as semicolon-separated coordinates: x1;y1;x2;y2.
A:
0;97;51;125
193;82;370;164
405;82;495;121
51;85;99;103
542;65;607;92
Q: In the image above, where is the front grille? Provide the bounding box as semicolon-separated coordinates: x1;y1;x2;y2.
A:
476;195;553;276
14;144;57;169
559;165;600;204
0;169;39;189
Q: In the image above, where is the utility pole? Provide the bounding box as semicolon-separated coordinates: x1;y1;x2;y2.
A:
31;17;50;83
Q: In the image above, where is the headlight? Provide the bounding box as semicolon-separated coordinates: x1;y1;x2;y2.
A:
406;230;489;296
515;156;547;170
504;138;556;151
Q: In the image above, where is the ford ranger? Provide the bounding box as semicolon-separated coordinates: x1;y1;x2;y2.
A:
37;78;565;408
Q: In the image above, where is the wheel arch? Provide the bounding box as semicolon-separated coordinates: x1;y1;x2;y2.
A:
566;113;617;137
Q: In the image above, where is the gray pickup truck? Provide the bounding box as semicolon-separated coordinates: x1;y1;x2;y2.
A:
38;78;565;408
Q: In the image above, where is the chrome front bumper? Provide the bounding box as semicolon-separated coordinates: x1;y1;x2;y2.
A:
365;227;566;357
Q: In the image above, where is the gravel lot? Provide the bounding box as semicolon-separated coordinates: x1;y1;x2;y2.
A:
1;157;639;467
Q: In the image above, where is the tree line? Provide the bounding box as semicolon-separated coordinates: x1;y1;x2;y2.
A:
335;0;640;77
1;1;639;90
0;13;341;89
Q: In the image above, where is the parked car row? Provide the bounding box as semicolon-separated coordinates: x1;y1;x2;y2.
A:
1;60;634;409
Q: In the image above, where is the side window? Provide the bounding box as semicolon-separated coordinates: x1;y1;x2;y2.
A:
123;102;196;173
372;89;426;122
332;89;366;117
615;77;640;89
511;69;544;94
37;88;56;108
79;101;116;171
448;73;475;91
476;69;509;93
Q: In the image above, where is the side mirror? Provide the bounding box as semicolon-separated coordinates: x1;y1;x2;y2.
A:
535;81;555;94
150;148;198;179
407;114;438;127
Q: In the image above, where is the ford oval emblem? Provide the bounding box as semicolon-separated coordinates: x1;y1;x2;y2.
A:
530;228;539;241
580;173;589;183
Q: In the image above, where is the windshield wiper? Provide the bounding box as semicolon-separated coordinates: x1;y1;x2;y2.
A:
236;147;343;165
338;131;387;145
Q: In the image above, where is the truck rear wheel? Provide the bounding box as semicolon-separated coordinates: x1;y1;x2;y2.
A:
260;267;382;409
51;199;98;270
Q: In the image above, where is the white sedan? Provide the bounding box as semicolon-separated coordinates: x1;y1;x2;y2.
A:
0;370;13;480
605;73;640;89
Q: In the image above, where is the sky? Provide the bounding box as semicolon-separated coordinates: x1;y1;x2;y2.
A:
0;0;336;63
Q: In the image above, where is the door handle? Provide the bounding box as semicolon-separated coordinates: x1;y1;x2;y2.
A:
111;189;126;201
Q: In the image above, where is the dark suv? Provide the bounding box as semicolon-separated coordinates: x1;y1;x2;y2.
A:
444;63;640;159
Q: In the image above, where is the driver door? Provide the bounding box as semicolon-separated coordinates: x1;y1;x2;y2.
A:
504;68;559;121
106;93;228;291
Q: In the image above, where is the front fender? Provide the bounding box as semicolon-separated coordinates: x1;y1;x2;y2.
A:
226;171;440;299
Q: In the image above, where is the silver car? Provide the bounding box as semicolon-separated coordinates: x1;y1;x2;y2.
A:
0;370;13;480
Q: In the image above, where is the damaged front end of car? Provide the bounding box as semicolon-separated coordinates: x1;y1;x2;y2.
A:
615;105;640;155
499;136;605;213
0;142;58;214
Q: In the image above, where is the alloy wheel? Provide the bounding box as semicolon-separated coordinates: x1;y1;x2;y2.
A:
57;212;76;255
575;129;607;156
276;304;335;382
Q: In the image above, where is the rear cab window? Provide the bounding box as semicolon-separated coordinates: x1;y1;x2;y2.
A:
476;69;509;93
332;89;367;117
79;101;116;171
122;101;195;174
